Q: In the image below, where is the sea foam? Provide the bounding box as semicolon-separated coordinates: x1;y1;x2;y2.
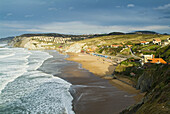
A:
0;47;74;114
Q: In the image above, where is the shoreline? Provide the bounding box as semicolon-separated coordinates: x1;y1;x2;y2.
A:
66;52;145;103
41;50;138;114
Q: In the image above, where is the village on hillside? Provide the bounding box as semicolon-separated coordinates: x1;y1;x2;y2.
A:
82;38;169;63
76;37;170;77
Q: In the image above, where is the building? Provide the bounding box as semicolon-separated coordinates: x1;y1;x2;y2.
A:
148;58;167;64
86;48;94;53
32;36;72;44
127;45;133;47
142;54;154;63
163;38;170;46
142;54;167;64
140;41;149;45
111;45;123;48
164;42;169;46
153;38;161;45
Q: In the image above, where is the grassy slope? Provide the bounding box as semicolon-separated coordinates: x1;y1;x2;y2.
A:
78;34;170;113
78;34;170;46
120;64;170;114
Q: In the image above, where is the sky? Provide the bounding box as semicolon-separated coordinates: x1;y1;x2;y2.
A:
0;0;170;38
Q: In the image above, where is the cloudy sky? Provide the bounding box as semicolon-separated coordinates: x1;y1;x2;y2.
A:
0;0;170;37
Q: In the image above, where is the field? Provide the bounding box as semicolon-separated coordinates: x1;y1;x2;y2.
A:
78;34;170;46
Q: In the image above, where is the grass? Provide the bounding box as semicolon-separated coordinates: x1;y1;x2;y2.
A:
78;34;170;46
120;48;131;55
142;45;160;51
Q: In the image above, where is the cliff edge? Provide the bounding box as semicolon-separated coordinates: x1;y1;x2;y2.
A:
120;64;170;114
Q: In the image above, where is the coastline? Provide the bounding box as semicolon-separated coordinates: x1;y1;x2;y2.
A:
40;51;138;114
66;52;145;103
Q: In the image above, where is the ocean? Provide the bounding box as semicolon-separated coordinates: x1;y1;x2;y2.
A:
0;44;74;114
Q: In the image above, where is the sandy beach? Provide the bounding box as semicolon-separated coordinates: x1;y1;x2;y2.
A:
66;52;144;102
40;51;143;114
66;53;115;76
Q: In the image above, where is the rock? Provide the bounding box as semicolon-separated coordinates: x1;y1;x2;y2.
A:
65;43;85;53
136;72;153;92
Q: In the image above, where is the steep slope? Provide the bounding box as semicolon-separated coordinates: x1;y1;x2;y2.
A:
120;64;170;114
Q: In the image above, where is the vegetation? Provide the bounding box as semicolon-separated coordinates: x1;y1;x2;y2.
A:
79;34;169;46
156;45;170;62
96;47;123;56
121;64;170;114
115;58;142;79
132;44;162;55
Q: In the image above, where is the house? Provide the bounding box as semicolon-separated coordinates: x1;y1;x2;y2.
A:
140;41;149;45
164;42;169;46
127;45;133;48
163;38;170;46
86;48;94;53
148;58;167;64
111;45;123;48
142;54;154;63
153;38;161;45
142;54;167;64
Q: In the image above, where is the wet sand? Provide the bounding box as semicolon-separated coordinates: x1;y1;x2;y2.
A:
40;51;137;114
66;53;144;102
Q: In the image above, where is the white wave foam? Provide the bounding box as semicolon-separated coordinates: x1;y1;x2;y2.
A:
0;49;75;114
27;51;53;71
0;48;30;94
0;44;7;47
0;53;15;59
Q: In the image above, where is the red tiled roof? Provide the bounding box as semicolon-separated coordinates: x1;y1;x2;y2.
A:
111;45;123;47
148;58;167;64
141;41;147;43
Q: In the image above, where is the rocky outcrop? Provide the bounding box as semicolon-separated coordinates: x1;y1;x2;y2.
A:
120;64;170;114
9;36;56;50
136;72;153;92
65;43;85;53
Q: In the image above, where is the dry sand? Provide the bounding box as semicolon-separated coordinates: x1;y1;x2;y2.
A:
66;53;114;76
66;52;145;102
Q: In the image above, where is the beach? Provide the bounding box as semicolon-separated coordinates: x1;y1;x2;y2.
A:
66;53;115;76
66;52;144;102
39;51;143;114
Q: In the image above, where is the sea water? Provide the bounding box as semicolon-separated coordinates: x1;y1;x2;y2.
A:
0;45;74;114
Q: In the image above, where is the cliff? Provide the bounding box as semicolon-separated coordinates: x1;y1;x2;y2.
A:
9;33;99;50
120;64;170;114
65;43;86;53
9;35;70;50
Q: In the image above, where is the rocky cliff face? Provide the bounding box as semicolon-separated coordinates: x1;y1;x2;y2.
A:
120;64;170;114
65;43;85;53
9;36;59;50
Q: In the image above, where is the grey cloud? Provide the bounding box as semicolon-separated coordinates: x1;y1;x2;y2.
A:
155;4;170;10
127;4;135;8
